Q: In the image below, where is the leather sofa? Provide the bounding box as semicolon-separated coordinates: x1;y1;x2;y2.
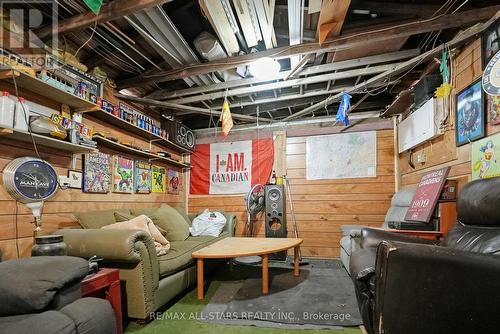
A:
57;205;236;320
0;256;115;334
340;186;416;274
350;177;500;334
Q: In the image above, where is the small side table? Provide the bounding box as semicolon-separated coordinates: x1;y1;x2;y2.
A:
81;268;123;334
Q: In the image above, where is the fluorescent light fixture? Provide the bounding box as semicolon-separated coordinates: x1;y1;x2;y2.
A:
248;57;281;78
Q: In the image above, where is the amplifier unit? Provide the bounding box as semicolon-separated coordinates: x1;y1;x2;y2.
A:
265;185;287;261
167;121;195;151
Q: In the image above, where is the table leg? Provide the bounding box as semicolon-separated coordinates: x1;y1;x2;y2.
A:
262;254;269;294
197;258;204;300
294;247;300;277
107;280;123;334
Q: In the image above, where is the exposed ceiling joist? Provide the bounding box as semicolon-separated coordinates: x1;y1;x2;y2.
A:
316;0;351;43
36;0;174;39
352;1;442;18
116;5;500;88
114;94;273;123
284;8;500;121
166;63;403;104
148;48;419;100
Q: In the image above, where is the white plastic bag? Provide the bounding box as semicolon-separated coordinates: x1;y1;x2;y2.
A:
190;209;227;237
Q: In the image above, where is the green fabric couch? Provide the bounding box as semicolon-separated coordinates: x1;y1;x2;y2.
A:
57;205;236;320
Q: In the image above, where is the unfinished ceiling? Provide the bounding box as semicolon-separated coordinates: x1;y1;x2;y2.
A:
32;0;500;129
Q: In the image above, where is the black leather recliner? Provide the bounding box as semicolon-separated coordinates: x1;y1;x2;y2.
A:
350;177;500;334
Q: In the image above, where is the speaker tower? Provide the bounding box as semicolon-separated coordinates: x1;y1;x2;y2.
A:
265;185;287;260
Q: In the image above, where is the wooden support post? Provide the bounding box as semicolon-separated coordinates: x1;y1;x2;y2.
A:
293;247;300;277
197;258;204;300
262;254;269;294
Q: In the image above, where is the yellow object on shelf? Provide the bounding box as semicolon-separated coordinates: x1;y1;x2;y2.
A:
0;56;36;77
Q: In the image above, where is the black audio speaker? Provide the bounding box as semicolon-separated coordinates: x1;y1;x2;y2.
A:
167;121;195;151
265;185;287;260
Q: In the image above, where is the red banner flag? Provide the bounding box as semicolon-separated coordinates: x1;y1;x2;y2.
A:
190;139;274;195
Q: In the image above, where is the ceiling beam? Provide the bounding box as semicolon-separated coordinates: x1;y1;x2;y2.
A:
165;63;402;104
284;8;500;121
351;1;442;18
114;94;272;123
36;0;174;39
316;0;351;43
116;5;499;88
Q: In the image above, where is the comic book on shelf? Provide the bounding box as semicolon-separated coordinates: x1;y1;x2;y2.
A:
83;152;111;193
152;165;166;193
134;160;151;194
168;169;180;194
113;156;134;194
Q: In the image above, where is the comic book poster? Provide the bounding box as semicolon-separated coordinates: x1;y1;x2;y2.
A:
472;133;500;180
83;152;111;193
152;165;166;193
113;156;134;193
134;160;151;194
168;169;180;194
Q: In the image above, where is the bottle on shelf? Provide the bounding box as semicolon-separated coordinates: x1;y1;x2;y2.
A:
14;97;29;131
0;91;15;128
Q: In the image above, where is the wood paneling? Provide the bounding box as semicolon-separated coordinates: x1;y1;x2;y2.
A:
0;88;186;261
189;129;395;258
399;39;500;190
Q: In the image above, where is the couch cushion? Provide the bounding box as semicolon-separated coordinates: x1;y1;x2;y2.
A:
130;207;161;218
0;256;89;316
149;205;190;241
75;209;130;229
0;310;76;334
157;232;229;276
172;206;191;226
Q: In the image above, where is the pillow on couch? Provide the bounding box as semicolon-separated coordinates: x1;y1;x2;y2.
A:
75;209;130;229
102;215;170;255
149;205;190;241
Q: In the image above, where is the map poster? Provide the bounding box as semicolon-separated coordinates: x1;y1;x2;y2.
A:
306;131;377;180
113;156;134;194
134;160;151;193
405;167;451;223
152;165;166;193
472;133;500;180
83;152;111;193
168;169;180;195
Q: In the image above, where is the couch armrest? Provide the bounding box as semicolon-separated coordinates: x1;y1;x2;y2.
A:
57;229;160;319
373;241;500;334
359;227;438;249
57;229;156;263
222;213;237;236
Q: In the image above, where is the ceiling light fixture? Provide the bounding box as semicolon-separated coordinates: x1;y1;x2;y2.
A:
248;57;281;78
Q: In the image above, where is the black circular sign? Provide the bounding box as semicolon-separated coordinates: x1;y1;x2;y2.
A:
482;50;500;96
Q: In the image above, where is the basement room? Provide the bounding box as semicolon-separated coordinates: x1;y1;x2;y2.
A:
1;1;500;333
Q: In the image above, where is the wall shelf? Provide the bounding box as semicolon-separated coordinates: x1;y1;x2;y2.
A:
93;136;190;169
0;69;99;110
1;127;97;154
86;110;194;154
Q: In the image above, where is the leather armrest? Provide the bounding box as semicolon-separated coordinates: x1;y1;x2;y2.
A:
57;229;156;263
359;227;437;249
374;241;500;333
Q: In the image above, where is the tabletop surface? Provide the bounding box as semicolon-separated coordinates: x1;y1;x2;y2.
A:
192;237;303;258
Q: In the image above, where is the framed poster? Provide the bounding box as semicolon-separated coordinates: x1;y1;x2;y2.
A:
482;19;500;69
455;79;485;146
152;165;166;193
113;156;134;193
472;133;500;180
405;167;451;223
83;152;111;193
168;169;180;194
67;170;83;189
487;94;500;126
134;160;151;194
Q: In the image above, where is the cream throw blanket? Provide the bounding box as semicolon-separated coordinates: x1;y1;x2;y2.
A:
102;215;171;256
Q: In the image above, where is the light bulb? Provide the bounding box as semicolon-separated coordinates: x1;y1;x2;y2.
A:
248;57;281;78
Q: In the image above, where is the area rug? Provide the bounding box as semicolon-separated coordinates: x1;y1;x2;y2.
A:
200;259;362;329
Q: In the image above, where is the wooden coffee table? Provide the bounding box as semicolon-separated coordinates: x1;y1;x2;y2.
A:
192;237;303;300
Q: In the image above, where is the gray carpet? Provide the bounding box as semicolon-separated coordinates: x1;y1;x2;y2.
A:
201;259;362;329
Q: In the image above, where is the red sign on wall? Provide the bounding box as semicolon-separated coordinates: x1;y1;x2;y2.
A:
405;167;451;222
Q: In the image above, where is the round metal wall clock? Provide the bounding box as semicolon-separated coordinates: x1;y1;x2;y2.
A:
3;157;58;203
482;50;500;96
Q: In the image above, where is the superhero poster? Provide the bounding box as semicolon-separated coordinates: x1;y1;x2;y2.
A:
134;160;151;194
152;165;166;193
168;169;180;195
83;152;111;193
472;133;500;180
113;156;134;194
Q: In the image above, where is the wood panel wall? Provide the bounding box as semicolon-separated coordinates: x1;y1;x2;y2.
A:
189;129;395;258
0;86;186;260
398;39;500;189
